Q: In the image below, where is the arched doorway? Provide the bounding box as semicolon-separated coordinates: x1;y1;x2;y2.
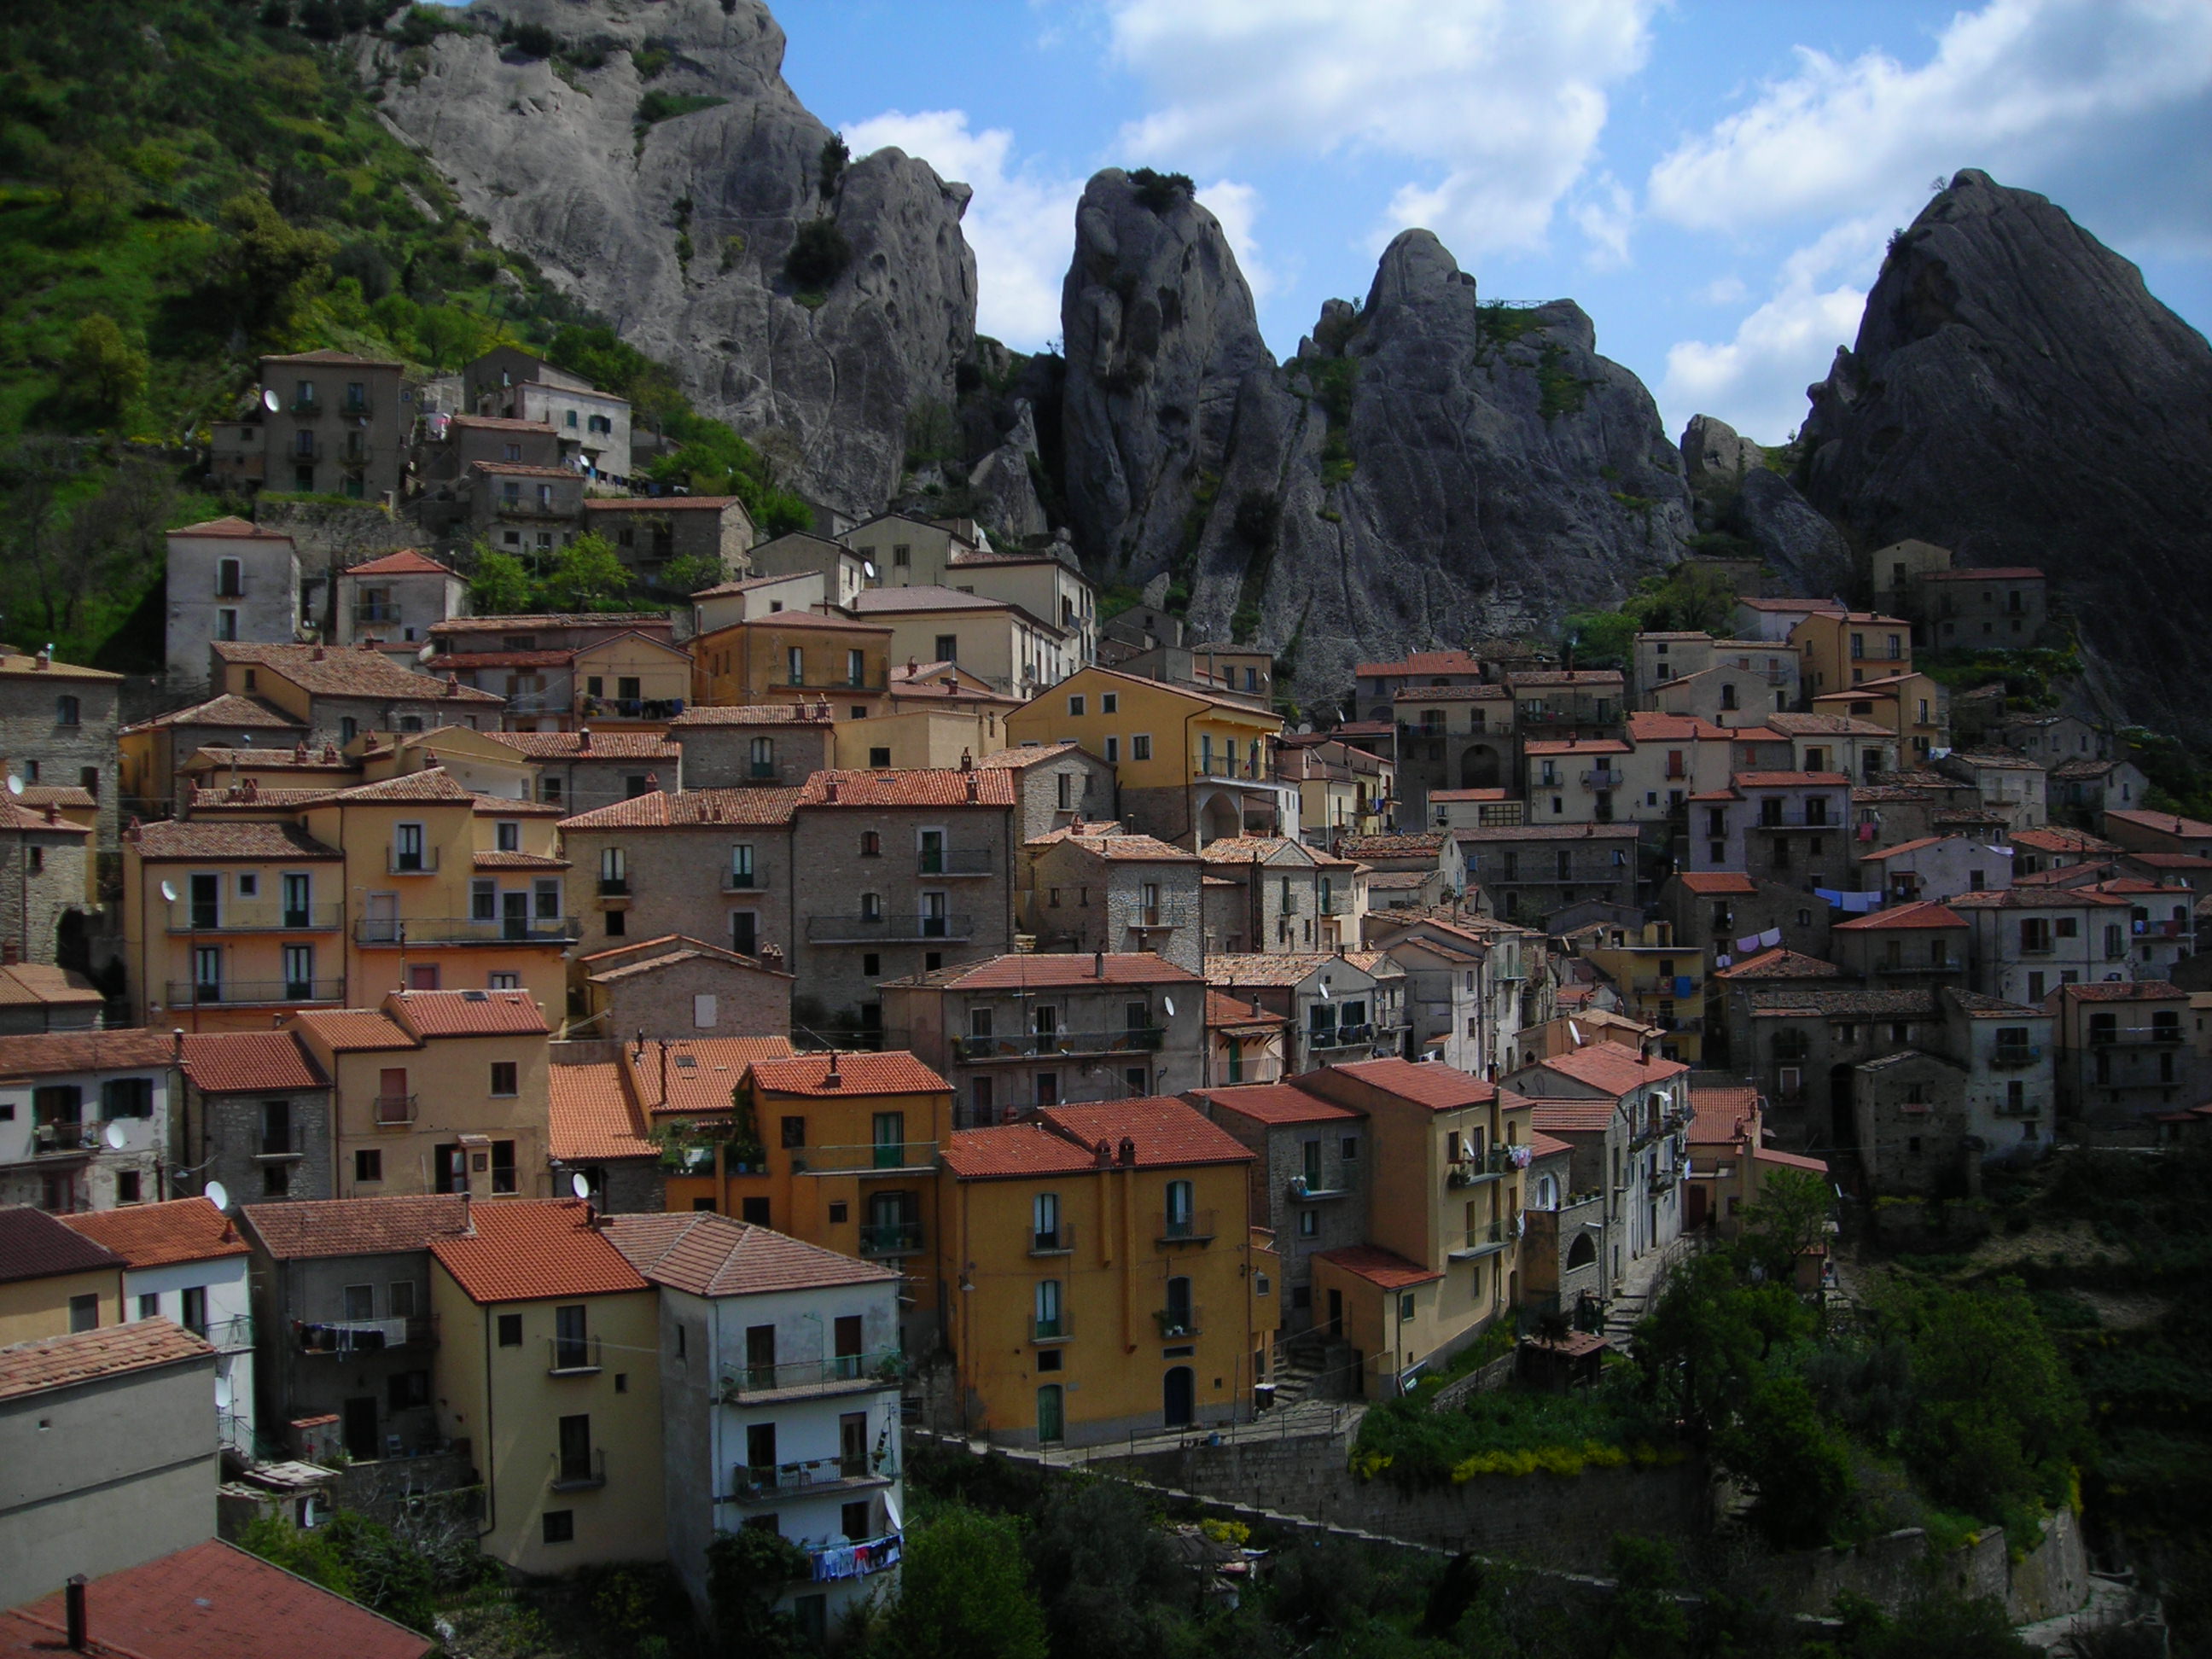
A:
1566;1231;1597;1270
1162;1366;1195;1429
1460;745;1501;789
1196;792;1243;847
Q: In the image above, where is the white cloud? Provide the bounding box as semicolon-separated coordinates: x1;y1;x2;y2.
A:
1570;173;1634;269
1648;0;2212;248
1196;178;1273;302
841;108;1082;349
1699;276;1747;306
1106;0;1656;260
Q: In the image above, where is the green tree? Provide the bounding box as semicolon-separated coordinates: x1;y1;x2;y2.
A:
1594;1536;1688;1659
237;1513;358;1600
1715;1370;1858;1548
468;547;538;615
215;190;337;336
412;304;496;371
784;218;852;293
64;313;148;420
883;1504;1047;1659
542;533;630;611
1022;1477;1185;1659
57;148;131;224
655;550;725;595
705;1525;809;1657
1737;1166;1835;1283
1633;1253;1815;1441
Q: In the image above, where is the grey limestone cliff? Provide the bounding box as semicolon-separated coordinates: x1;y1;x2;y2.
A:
364;0;975;516
1060;172;1691;703
1799;169;2212;741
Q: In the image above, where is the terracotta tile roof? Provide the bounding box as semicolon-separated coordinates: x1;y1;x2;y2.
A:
188;786;344;812
1053;663;1288;722
625;1035;797;1116
1685;1082;1761;1145
2053;979;2186;1003
887;952;1204;991
1391;684;1509;701
1524;737;1632;757
0;796;90;835
1534;1046;1690;1097
0;1318;211;1401
428;649;577;671
183;744;353;774
1312;1243;1441;1289
17;784;96;810
1365;870;1433;891
0;1028;178;1079
1337;833;1447;859
470;851;570;876
1328;1057;1505;1112
1197;835;1317;865
1528;1097;1616;1133
0;1538;434;1659
1711;948;1838;984
128;819;340;861
0;962;102;1010
1208;953;1340;987
1948;887;2128;910
1626;712;1736;742
1732;771;1851;788
1748;987;1940;1018
61;1197;248;1268
288;1009;415;1052
1765;712;1893;736
748;1051;950;1098
0;650;120;683
1189;1083;1359;1126
180;1031;325;1095
0;1205;125;1284
2106;809;2212;836
941;1122;1105;1179
797;768;1017;808
548;1062;654;1161
1836;899;1967;931
240;1194;470;1260
1674;872;1756;894
434;612;672;634
387;989;548;1039
212;643;504;701
974;742;1082;769
667;704;836;727
1354;650;1485;678
1858;835;1952;860
1452;823;1640;842
321;769;480;804
345;548;458;577
605;1212;898;1296
1038;1097;1254;1167
558;787;802;830
1755;1147;1832;1174
1027;824;1198;862
1204;992;1287;1029
694;612;894;641
168;515;294;542
1529;1131;1574;1159
1426;789;1509;803
470;459;574;480
432;1198;650;1304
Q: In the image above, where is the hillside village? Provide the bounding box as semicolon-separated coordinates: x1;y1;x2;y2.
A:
0;335;2199;1654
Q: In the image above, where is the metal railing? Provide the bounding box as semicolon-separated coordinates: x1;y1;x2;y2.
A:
1308;1022;1376;1049
917;847;993;876
550;1447;606;1490
494;498;574;520
1028;1225;1074;1255
793;1141;940;1174
1155;1210;1216;1244
387;849;439;874
1580;769;1625;789
1031;1313;1072;1342
723;869;765;890
297;1315;431;1353
717;1349;903;1398
372;1093;417;1127
1154;1307;1202;1339
579;696;685;719
548;1334;602;1375
355;916;580;945
1446;1220;1512;1260
2088;1023;2186;1045
31;1123;97;1154
1752;808;1837;830
768;674;888;692
859;1221;923;1256
958;1028;1164;1060
353;602;400;623
806;913;971;943
1991;1044;2042;1068
166;978;344;1007
724;1457;899;1503
1278;892;1302;916
597;876;630;896
291;398;322;417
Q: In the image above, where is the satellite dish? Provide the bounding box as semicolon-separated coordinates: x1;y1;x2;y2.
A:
261;388;280;413
570;1172;591;1201
160;881;178;904
416;643;437;664
1317;981;1331;1000
103;1121;128;1150
1161;995;1176;1018
4;774;20;796
203;1180;230;1212
214;1377;233;1409
862;560;877;579
1569;1022;1583;1046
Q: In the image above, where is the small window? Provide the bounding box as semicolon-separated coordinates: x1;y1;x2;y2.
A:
355;1149;382;1183
55;695;80;727
490;1062;518;1097
543;1511;574;1544
1068;694;1086;717
497;1313;523;1347
1102;693;1118;713
1131;734;1152;761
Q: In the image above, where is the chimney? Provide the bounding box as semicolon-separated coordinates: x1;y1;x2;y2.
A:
65;1574;85;1650
824;777;840;803
1093;1138;1114;1167
579;726;592;752
1117;1135;1137;1167
759;943;784;970
1;941;18;966
959;749;973;772
172;1028;185;1060
1092;950;1105;979
965;772;979;803
658;1039;669;1103
33;649;49;671
311;645;326;661
822;1051;842;1089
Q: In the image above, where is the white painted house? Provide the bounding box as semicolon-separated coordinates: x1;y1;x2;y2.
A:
0;1029;177;1215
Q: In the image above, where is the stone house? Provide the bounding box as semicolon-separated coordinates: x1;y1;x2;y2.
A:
209;641;504;746
1204;991;1288;1087
557;785;800;968
177;1029;335;1210
1659;872;1829;988
2047;980;2197;1133
1196;835;1365;955
0;646;124;849
1452;823;1642;928
1948;886;2139;1004
545;1057;662;1217
666;703;838;789
1391;685;1516;821
1859;834;2013;904
1854;1049;1975;1196
219;349;412;504
1205;952;1405;1075
975;740;1118;847
1765;713;1900;783
334;548;467;649
1912;565;2049;647
0;795;94;971
239;1192;470;1464
578;934;795;1043
880;952;1208;1126
2103;808;2212;859
1828;901;1972;989
470;461;586;556
1688;771;1856;894
0;961;105;1034
1367;913;1550;1080
742;530;874;611
486;728;682;814
1382;934;1487;1072
1518;1129;1603;1319
118;692;309;820
584;497;754;588
1936;752;2048;832
1743;984;1953;1150
1022;822;1205;973
165;518;302;692
1708;947;1843;1081
1188;1081;1370;1336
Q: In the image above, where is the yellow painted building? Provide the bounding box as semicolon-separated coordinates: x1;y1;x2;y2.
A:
1578;923;1707;1066
291;989;554;1199
1788;609;1914;700
1005;665;1289;847
831;708;1015;771
0;1208;123;1344
691;614;894;717
430;1198;665;1573
1297;1058;1530;1396
936;1097;1277;1446
574;632;694;725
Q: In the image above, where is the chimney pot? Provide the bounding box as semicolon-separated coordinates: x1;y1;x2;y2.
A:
65;1574;86;1650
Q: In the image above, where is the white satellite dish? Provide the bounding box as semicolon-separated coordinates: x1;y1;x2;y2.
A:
203;1180;230;1212
4;774;20;797
215;1377;233;1409
102;1121;128;1150
416;643;437;664
160;880;178;904
1569;1022;1583;1046
570;1172;591;1201
1317;981;1330;1000
862;560;877;579
261;387;280;413
1162;995;1176;1018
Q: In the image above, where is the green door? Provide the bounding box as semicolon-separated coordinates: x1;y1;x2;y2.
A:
1036;1383;1064;1445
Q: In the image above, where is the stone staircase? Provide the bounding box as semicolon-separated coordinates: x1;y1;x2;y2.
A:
1267;1332;1333;1407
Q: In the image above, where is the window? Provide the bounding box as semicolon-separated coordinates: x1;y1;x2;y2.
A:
344;1284;375;1322
54;694;80;727
1103;736;1120;763
543;1511;574;1545
847;649;865;686
355;1149;382;1183
495;1313;523;1348
1164;1179;1195;1236
1034;1278;1063;1338
138;1293;160;1320
1131;734;1152;761
1068;694;1086;717
116;1170;143;1204
860;830;881;858
934;633;958;663
490;1062;518;1097
70;1295;99;1332
787;645;805;684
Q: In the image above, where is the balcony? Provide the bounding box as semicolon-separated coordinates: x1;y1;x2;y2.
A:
858;1221;923;1257
372;1093;417;1128
1315;890;1350;916
355;916;581;946
1994;1095;2042;1117
2088;1024;2186;1046
298;1316;433;1353
1287;1175;1350;1202
917;847;993;876
1445;1145;1517;1188
792;1141;940;1175
31;1123;97;1155
723;869;765;890
597;876;630;897
580;696;685;720
288;439;324;461
806;913;971;944
1153;1307;1202;1340
353;602;401;624
958;1028;1164;1061
1031;1313;1073;1344
550;1447;606;1492
495;497;574;521
1580;769;1625;789
716;1349;905;1401
1155;1210;1216;1245
341;396;373;418
769;675;888;692
1876;959;1963;976
165;978;345;1008
387;849;439;875
1751;809;1838;830
1129;899;1197;930
723;1458;899;1505
1278;892;1302;917
1028;1224;1074;1256
1307;1022;1377;1051
291;397;322;418
2135;919;2190;940
166;903;346;934
1991;1044;2042;1069
548;1334;603;1376
805;1532;902;1579
1447;1220;1513;1261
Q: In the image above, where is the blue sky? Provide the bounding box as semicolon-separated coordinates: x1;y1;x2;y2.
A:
769;0;2212;446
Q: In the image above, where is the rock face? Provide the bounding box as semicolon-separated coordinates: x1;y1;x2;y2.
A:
1799;169;2212;741
1681;414;1763;486
1679;414;1852;599
365;0;975;516
1060;172;1691;701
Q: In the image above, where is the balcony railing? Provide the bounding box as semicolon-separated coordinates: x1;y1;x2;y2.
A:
166;978;345;1008
716;1348;904;1399
2088;1025;2186;1045
1991;1044;2042;1068
806;913;971;943
166;902;343;934
1153;1307;1202;1339
495;498;574;520
1155;1210;1216;1245
769;674;888;692
858;1221;923;1256
1875;960;1962;976
387;849;439;874
548;1334;603;1375
792;1141;940;1174
1287;1175;1350;1202
1128;899;1198;929
1580;769;1625;789
550;1447;606;1491
1031;1313;1072;1343
724;1458;899;1504
297;1316;433;1353
1752;810;1838;830
1445;1145;1516;1188
806;1532;902;1579
355;916;580;945
958;1028;1165;1060
31;1122;97;1155
597;876;630;896
723;869;765;890
372;1093;417;1127
1994;1095;2043;1117
1278;893;1302;916
1308;1022;1377;1050
580;696;685;719
917;848;993;876
1446;1220;1512;1260
353;602;401;624
1315;890;1349;916
1028;1224;1074;1255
